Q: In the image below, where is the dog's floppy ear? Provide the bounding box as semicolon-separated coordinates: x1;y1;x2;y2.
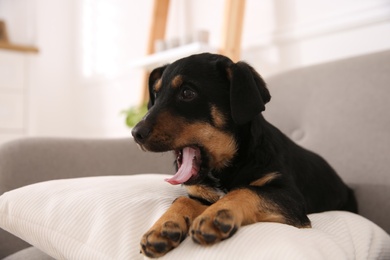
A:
147;65;168;109
228;62;271;125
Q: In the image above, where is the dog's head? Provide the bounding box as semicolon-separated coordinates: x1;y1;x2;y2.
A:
132;53;270;185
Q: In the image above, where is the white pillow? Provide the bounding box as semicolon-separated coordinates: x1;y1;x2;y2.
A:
0;174;389;260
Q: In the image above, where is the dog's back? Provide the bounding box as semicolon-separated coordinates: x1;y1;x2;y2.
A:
260;119;358;214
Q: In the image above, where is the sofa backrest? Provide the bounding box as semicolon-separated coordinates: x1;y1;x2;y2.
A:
0;138;175;195
264;50;390;234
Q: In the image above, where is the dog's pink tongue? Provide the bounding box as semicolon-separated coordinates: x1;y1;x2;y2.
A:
165;147;198;185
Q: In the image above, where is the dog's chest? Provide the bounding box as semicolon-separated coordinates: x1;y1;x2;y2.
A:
185;185;225;204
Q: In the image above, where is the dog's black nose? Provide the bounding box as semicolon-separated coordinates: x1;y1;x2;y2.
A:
131;124;151;144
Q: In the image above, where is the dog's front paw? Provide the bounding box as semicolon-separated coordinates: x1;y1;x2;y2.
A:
140;220;187;258
190;209;238;245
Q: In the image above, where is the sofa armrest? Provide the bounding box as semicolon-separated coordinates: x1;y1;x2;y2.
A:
0;137;174;258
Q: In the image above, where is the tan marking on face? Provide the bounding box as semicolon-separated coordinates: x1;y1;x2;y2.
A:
171;75;183;89
186;185;225;204
250;172;280;187
146;111;237;169
226;67;233;80
154;79;162;92
174;122;237;170
210;105;226;128
139;111;182;152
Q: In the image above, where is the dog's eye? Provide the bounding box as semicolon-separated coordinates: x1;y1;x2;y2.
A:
179;88;197;101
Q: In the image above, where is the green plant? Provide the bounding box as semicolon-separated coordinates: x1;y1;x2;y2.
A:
121;103;148;128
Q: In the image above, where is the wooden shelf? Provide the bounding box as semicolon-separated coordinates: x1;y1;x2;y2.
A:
0;42;39;53
129;42;215;71
139;0;245;102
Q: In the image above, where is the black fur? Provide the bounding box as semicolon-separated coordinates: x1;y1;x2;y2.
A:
132;53;358;229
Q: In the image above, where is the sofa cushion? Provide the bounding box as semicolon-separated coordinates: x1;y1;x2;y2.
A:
1;174;389;259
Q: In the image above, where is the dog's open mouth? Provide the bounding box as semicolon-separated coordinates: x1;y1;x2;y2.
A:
165;147;202;185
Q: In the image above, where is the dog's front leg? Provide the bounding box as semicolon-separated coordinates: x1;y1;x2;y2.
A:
140;196;207;258
190;188;288;245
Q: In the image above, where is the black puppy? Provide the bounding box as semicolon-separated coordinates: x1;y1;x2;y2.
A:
132;53;357;258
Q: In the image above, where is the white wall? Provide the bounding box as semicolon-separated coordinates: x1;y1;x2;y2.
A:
1;0;389;139
177;0;390;75
241;0;390;75
1;0;152;138
27;0;76;137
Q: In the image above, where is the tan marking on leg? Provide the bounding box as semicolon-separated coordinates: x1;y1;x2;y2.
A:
212;189;286;225
171;75;183;88
152;196;207;228
186;185;225;204
210;105;226;128
141;196;207;257
190;189;288;245
250;172;280;187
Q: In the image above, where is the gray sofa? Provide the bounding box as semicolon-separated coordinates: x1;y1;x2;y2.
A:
1;50;389;259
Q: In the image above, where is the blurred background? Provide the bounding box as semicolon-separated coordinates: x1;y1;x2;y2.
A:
0;0;389;145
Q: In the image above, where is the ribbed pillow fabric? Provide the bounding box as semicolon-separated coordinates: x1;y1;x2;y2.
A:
1;174;389;260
